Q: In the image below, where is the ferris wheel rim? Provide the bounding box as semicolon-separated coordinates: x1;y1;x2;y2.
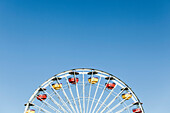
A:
24;68;144;113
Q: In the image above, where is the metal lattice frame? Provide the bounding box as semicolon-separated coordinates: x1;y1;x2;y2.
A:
24;68;144;113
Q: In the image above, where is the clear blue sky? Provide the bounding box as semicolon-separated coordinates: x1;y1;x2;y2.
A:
0;0;169;112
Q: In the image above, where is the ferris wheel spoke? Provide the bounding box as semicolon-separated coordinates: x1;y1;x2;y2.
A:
108;94;135;113
100;87;126;113
65;76;79;113
43;81;53;89
34;104;51;113
107;99;126;113
82;71;85;113
42;89;68;113
36;95;61;113
115;103;134;113
86;70;94;113
49;84;72;113
92;75;112;113
73;71;82;113
88;76;101;113
96;84;117;113
56;78;76;113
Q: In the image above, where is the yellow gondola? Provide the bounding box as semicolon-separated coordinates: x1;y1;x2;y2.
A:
26;109;35;113
122;92;132;100
88;77;98;84
52;83;62;90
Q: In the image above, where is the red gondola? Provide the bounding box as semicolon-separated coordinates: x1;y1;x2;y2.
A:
105;83;116;89
37;94;47;101
133;108;142;113
68;78;79;84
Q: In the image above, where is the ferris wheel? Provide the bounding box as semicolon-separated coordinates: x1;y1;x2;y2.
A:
24;68;144;113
